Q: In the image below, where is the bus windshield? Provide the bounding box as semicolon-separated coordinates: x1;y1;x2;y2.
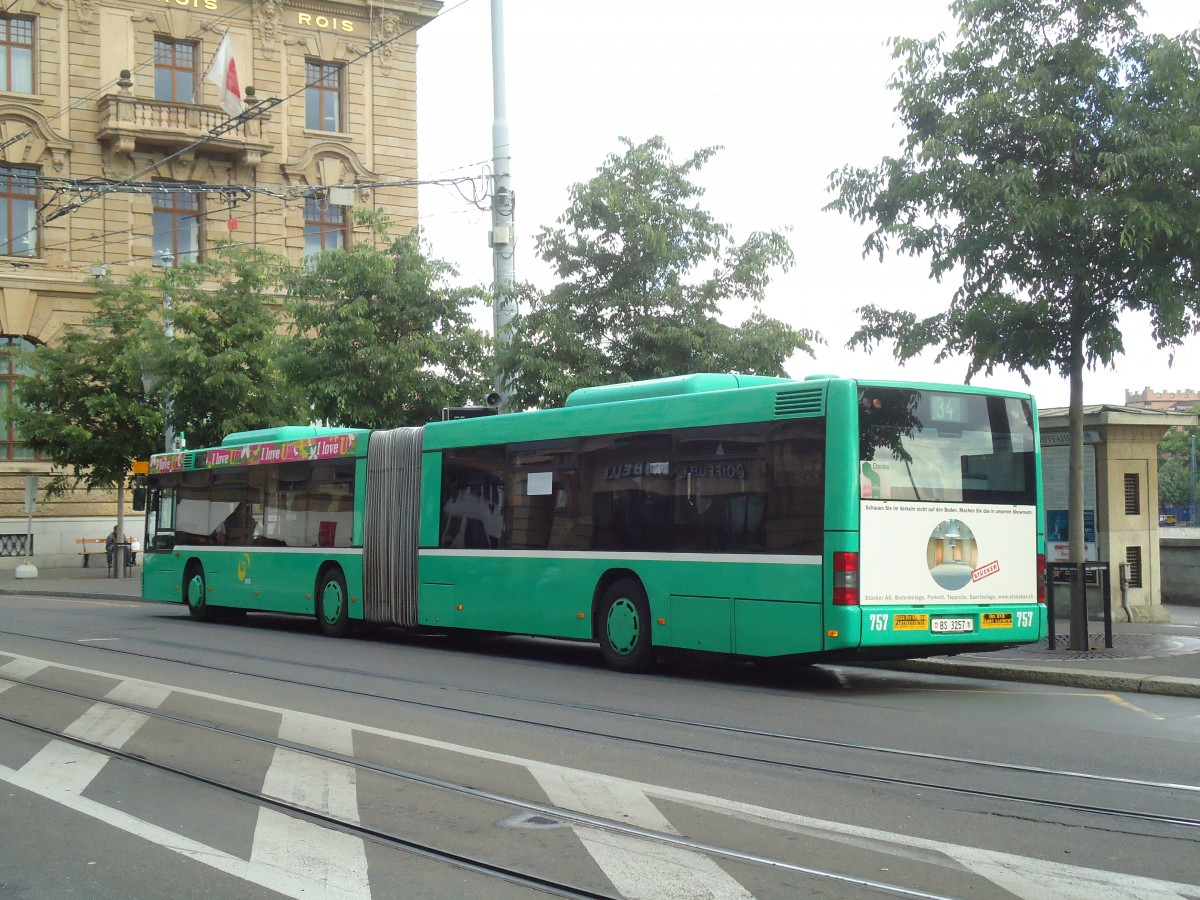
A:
858;387;1036;506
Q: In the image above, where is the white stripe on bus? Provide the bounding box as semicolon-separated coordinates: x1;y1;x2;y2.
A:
419;549;822;566
166;547;822;566
166;547;364;556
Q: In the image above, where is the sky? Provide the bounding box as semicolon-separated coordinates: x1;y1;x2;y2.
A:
414;0;1200;411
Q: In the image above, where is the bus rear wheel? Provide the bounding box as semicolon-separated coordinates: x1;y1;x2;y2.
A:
598;579;654;673
184;563;213;622
317;569;351;638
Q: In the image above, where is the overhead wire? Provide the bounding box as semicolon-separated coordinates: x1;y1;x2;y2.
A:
5;0;479;258
0;1;256;155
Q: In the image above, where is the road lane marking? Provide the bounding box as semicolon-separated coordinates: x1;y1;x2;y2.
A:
0;759;353;900
65;702;150;750
656;787;1200;900
106;680;172;708
4;651;1197;900
253;713;369;899
20;741;109;794
0;657;47;681
251;808;371;900
531;766;753;900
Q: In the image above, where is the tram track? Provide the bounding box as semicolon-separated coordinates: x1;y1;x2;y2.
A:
2;627;1198;836
0;677;962;900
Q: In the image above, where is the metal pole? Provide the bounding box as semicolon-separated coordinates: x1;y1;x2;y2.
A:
1191;433;1197;525
160;254;175;453
490;0;515;401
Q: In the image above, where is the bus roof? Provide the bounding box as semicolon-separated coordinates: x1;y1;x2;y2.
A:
422;373;1036;450
221;426;368;447
149;426;368;475
563;373;794;407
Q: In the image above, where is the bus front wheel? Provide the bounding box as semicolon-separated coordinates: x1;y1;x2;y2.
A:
184;563;213;622
317;569;351;638
597;579;654;673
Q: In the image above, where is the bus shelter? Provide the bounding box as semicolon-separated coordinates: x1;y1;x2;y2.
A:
1038;405;1197;623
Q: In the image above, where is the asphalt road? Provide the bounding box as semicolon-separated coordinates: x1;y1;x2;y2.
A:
1;591;1197;899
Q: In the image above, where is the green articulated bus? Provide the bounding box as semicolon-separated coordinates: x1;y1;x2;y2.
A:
141;373;1046;672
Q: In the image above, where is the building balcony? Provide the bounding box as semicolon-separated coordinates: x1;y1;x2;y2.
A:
95;93;273;168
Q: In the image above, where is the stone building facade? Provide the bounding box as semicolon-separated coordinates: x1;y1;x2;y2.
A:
0;0;439;568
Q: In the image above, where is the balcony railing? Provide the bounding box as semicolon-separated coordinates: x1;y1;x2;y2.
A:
96;94;272;168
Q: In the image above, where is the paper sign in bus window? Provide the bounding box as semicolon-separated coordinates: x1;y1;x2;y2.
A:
527;471;553;496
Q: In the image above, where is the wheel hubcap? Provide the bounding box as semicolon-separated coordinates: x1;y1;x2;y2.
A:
322;581;344;624
607;597;640;656
187;575;204;610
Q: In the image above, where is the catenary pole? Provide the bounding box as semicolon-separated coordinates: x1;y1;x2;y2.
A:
490;0;515;402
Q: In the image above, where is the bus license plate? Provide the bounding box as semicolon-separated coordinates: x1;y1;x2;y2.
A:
932;617;974;633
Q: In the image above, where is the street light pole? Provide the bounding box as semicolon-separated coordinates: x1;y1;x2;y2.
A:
159;251;175;453
490;0;515;403
1191;433;1197;526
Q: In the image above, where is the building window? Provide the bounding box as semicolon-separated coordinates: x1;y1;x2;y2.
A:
0;166;36;257
154;38;196;103
1125;546;1143;588
304;198;348;257
152;187;202;265
0;336;39;460
1123;473;1140;515
0;17;34;93
305;61;342;131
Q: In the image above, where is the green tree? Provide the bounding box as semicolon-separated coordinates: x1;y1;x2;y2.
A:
1158;416;1198;511
283;219;490;428
498;136;817;409
149;247;308;450
11;277;164;554
1158;457;1191;510
826;0;1200;635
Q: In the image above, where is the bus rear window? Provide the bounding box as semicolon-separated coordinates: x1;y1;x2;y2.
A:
858;388;1036;505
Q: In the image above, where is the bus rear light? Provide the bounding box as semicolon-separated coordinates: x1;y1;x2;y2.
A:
833;551;859;606
1036;553;1046;604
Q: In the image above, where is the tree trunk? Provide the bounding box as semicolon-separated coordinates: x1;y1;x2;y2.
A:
1067;330;1088;650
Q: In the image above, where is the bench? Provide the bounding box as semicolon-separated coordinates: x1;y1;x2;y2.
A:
76;537;107;568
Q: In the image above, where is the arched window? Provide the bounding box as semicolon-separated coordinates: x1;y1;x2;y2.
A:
0;336;39;460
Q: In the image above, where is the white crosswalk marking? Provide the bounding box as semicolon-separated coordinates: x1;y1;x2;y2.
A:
19;677;172;796
253;713;370;900
106;680;172;708
531;766;754;900
251;809;372;900
2;653;1197;900
0;657;48;681
20;741;109;795
65;702;150;750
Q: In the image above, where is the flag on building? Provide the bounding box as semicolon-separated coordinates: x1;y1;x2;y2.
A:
204;31;243;118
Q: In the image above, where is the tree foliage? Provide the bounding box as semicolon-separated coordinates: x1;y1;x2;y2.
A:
1158;417;1198;508
826;0;1200;569
151;247;308;449
11;279;162;496
498;136;817;409
283;218;491;428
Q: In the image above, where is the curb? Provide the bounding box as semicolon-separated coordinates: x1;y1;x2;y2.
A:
874;659;1200;698
0;587;142;603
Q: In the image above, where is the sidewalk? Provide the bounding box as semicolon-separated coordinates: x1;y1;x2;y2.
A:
4;565;1200;698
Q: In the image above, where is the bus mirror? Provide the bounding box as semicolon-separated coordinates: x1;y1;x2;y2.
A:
132;486;147;511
